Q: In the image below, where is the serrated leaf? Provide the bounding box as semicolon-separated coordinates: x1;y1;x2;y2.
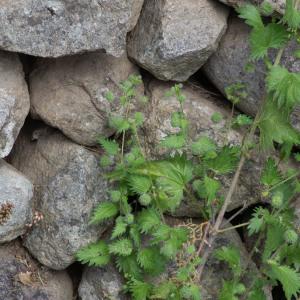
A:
267;65;300;109
98;137;119;156
267;261;300;300
160;134;186;149
250;24;289;60
137;208;161;234
215;246;241;275
109;115;130;133
237;5;264;29
261;158;281;186
129;279;152;300
128;175;152;195
283;0;300;29
258;101;300;149
90;202;119;224
206;146;240;174
248;207;268;236
116;254;142;280
218;281;245;300
191;136;216;156
109;238;133;256
180;284;202;300
204;176;220;204
76;241;110;266
111;217;127;239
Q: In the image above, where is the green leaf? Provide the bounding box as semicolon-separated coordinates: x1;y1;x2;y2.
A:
248;207;268;236
111;217;127;239
151;281;177;299
233;114;253;127
137;246;166;274
283;0;300;29
206;146;240;174
134;112;145;127
137;208;161;234
261;158;281;186
218;281;246;300
237;5;264;29
109;115;130;133
191;136;216;156
129;279;152;300
105;91;115;102
89;202;119;224
258;101;300;149
267;261;300;300
109;238;133;256
263;223;285;261
266;66;300;109
160;134;186;149
260;1;274;15
215;246;241;276
128;175;152;195
180;284;202;300
171;112;189;129
100;155;112;167
116;254;142;280
203;176;220;204
250;24;289;60
211;112;223;123
98;137;119;156
76;241;110;266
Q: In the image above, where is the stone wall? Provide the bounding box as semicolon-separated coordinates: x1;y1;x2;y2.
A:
0;1;298;299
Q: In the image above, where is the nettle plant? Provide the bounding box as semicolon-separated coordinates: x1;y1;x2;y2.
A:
77;2;300;300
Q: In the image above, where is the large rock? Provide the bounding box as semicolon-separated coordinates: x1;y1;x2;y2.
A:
127;0;229;81
0;0;144;57
218;0;285;14
0;51;30;158
144;80;263;215
0;160;33;243
30;53;143;146
78;264;127;300
10;126;111;270
203;16;300;130
0;240;73;300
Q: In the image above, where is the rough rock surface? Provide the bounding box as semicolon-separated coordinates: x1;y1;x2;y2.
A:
219;0;285;14
0;160;33;243
78;264;127;300
11;126;111;270
127;0;229;81
0;51;30;158
203;16;300;130
30;52;143;146
144;80;263;215
0;240;73;300
0;0;144;57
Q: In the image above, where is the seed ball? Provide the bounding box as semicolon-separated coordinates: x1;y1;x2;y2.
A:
139;194;152;206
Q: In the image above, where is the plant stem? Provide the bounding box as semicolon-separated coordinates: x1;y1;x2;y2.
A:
217;222;250;233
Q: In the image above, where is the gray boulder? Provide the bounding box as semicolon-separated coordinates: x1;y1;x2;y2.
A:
0;240;73;300
11;126;111;270
127;0;229;81
0;0;144;57
144;80;263;215
218;0;285;14
0;160;33;243
203;16;300;130
78;264;127;300
30;53;144;146
0;51;30;158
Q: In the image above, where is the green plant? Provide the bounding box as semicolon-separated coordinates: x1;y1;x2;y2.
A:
77;2;300;299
